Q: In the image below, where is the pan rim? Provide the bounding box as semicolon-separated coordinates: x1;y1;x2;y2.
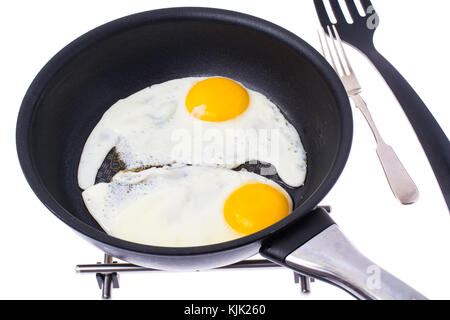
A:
16;7;353;257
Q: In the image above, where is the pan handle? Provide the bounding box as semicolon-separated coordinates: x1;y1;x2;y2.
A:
260;207;427;300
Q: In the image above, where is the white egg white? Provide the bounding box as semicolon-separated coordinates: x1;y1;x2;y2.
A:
77;77;307;190
82;166;293;247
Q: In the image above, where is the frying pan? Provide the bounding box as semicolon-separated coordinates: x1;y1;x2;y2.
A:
16;7;426;300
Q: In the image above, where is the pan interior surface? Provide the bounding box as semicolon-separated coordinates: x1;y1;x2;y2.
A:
18;8;351;258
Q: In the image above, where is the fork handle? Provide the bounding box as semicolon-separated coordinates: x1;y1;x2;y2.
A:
351;95;419;205
365;48;450;210
375;143;420;205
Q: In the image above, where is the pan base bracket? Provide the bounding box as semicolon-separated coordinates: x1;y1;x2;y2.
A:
77;253;318;299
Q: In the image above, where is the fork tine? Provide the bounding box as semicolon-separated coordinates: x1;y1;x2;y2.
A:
344;0;361;19
317;30;327;57
329;0;346;23
332;25;354;74
326;25;347;75
360;0;374;12
313;0;332;26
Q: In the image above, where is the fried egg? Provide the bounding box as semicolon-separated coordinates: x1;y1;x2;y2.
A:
78;77;306;190
82;166;292;247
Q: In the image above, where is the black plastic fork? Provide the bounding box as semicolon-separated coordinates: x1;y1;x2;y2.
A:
314;0;450;210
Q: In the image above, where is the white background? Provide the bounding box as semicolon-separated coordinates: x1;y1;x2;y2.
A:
1;0;449;300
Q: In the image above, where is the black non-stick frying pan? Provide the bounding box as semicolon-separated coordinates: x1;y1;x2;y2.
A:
16;7;426;299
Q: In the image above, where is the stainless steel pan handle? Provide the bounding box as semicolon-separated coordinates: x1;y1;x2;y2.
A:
261;208;427;300
286;225;427;300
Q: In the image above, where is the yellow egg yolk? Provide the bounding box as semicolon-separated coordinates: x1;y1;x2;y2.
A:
185;77;249;122
223;183;290;236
